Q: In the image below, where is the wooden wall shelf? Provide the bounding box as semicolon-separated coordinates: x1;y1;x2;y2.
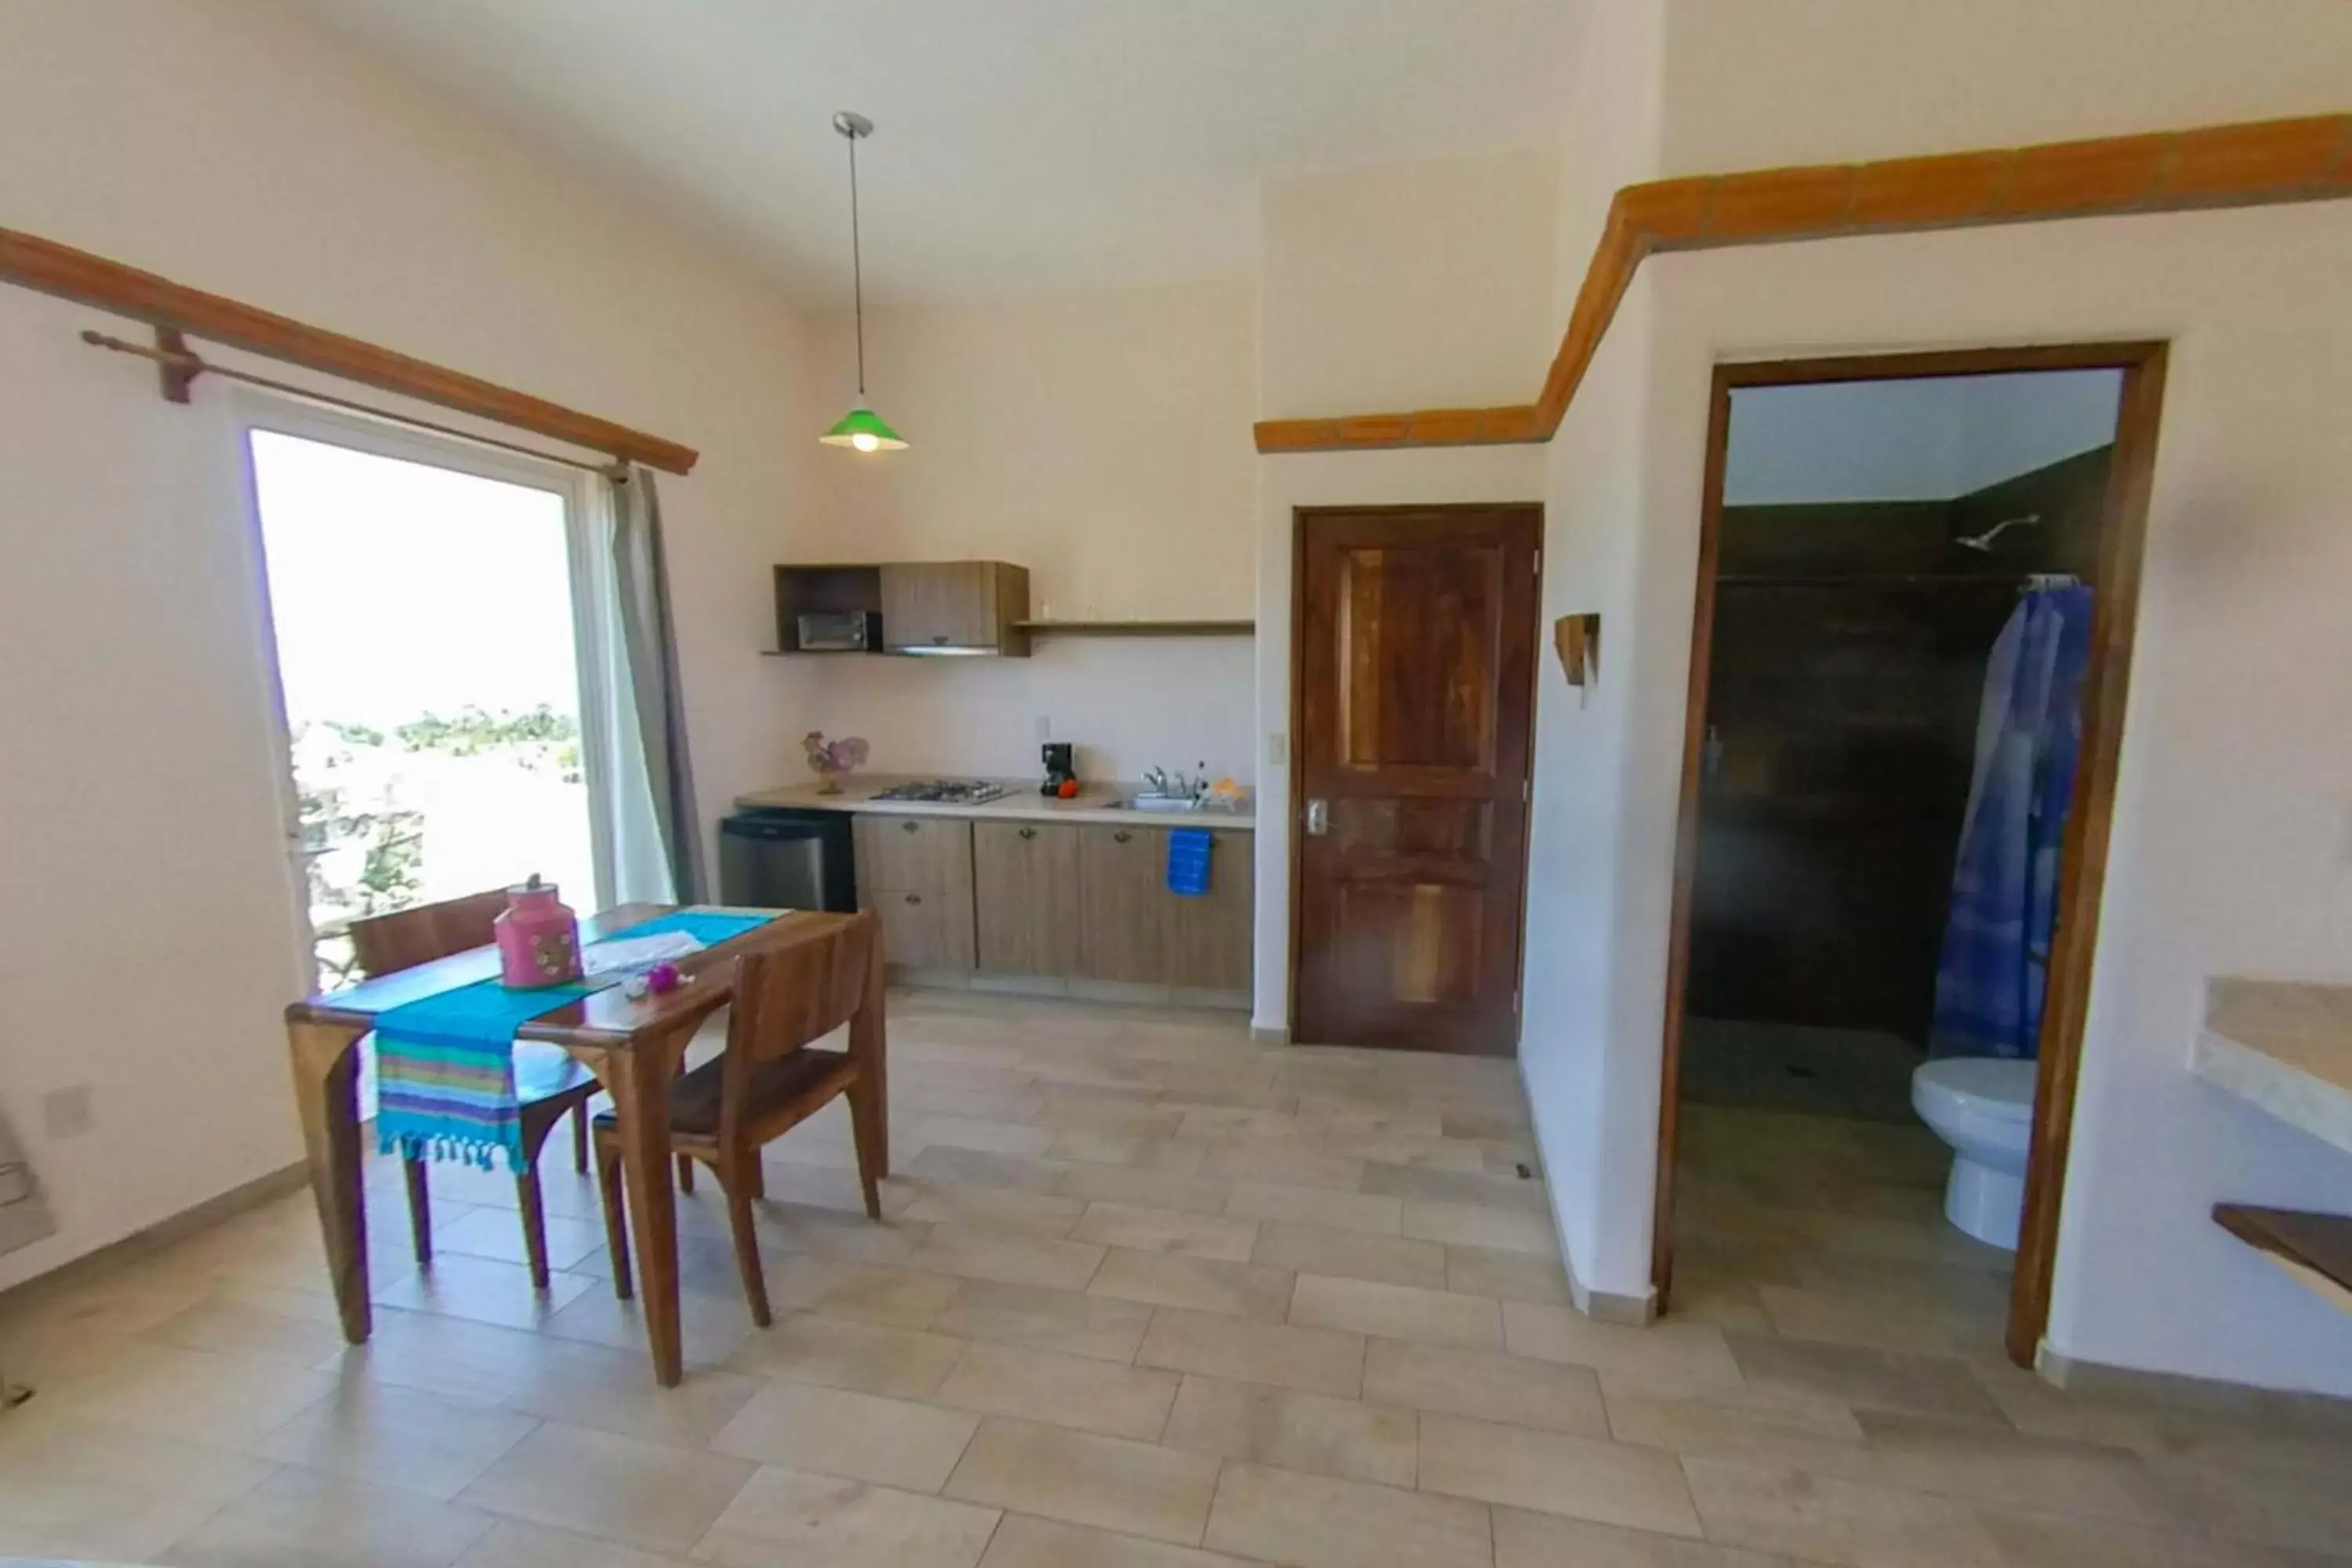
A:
1015;619;1255;638
2214;1203;2352;1313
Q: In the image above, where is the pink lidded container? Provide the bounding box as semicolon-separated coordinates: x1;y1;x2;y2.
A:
495;875;583;988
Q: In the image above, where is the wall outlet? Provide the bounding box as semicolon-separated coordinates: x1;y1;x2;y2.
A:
1035;714;1053;740
42;1084;94;1139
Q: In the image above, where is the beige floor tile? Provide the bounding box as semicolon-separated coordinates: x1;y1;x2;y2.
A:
436;1206;612;1274
0;1410;273;1562
1418;1413;1701;1536
1754;1283;1962;1356
1254;1222;1447;1290
935;1340;1181;1439
1060;1163;1234;1216
1974;1505;2334;1567
1203;1461;1490;1568
249;1377;539;1501
1445;1243;1572;1305
1363;1338;1609;1437
1362;1162;1550;1214
375;1253;597;1334
456;1518;696;1567
944;1417;1221;1546
1501;1301;1740;1385
1680;1455;2008;1568
539;1283;758;1371
1197;1141;1366;1192
930;1279;1156;1363
913;1115;1059;1158
695;1465;1002;1568
908;1145;1075;1196
766;1254;964;1327
1490;1506;1791;1567
458;1421;755;1555
1088;1249;1296;1321
165;1466;496;1568
1044;1130;1211;1173
977;1512;1258;1568
1160;1374;1417;1486
757;1201;935;1264
1319;1132;1491;1174
904;1183;1089;1239
1137;1306;1365;1398
1177;1107;1312;1142
1225;1180;1402;1236
1400;1200;1559;1255
42;1338;341;1447
1034;1098;1188;1141
140;1288;359;1367
724;1311;968;1396
1289;1273;1502;1352
710;1380;982;1492
1600;1372;1868;1464
1657;1268;1774;1332
496;1334;764;1450
1721;1331;2007;1425
1849;1407;2192;1530
909;1224;1109;1291
1073;1202;1259;1262
2143;1450;2352;1556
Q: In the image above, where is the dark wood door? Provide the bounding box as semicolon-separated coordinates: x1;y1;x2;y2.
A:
1292;504;1541;1055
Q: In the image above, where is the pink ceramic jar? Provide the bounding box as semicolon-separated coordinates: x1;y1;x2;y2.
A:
495;876;582;989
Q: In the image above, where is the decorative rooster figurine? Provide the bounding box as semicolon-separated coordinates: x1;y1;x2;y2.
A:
802;731;871;794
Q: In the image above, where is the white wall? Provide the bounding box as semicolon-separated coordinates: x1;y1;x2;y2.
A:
0;0;814;1290
1722;371;2123;506
785;281;1259;787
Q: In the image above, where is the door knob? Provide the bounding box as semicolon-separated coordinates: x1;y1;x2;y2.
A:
901;821;920;833
1018;826;1037;840
905;893;922;905
1112;830;1132;844
1305;798;1330;836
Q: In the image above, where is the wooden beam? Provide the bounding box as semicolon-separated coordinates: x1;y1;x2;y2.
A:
1;227;699;474
1254;111;2352;454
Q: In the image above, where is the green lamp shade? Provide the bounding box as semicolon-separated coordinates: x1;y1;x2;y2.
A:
819;405;907;452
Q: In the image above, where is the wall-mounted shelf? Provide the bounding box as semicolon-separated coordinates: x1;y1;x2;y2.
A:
1015;619;1254;638
773;561;1031;657
2214;1203;2352;1314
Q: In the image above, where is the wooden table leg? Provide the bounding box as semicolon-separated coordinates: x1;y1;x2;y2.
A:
604;1036;685;1386
850;939;890;1178
288;1019;371;1345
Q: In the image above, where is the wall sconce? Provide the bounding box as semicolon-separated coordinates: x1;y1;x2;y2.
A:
1554;612;1601;688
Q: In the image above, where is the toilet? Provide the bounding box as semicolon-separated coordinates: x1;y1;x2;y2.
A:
1911;1057;2039;1249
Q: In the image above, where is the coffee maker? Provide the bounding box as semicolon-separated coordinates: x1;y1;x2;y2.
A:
1040;742;1077;796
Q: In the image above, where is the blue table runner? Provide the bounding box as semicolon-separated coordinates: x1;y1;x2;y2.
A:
375;909;776;1171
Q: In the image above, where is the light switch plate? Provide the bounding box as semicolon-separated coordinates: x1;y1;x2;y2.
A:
42;1085;93;1140
1267;732;1288;765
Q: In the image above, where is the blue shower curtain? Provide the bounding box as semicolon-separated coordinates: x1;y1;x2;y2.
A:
1929;583;2096;1060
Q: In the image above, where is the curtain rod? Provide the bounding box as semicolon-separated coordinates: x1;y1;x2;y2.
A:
78;328;632;481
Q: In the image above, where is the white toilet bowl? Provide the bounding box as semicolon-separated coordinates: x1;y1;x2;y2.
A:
1911;1056;2038;1249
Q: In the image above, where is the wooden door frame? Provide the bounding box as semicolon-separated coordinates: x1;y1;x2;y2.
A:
1652;342;2169;1367
1286;502;1546;1051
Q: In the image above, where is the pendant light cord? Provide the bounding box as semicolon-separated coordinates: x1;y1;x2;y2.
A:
848;127;866;398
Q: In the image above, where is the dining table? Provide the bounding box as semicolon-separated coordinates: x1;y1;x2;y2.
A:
284;902;885;1386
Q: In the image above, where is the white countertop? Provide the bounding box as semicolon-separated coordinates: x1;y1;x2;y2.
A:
2190;977;2352;1153
735;775;1256;831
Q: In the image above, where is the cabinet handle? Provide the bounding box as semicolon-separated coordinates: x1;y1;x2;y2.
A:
1018;826;1037;840
1112;830;1132;844
904;893;922;906
900;821;920;834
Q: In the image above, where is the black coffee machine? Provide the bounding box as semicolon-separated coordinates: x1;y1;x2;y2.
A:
1040;742;1077;796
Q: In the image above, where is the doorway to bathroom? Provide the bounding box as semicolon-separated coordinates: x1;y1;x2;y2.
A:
1654;343;2166;1367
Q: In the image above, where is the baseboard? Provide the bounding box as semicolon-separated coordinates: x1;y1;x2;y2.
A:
0;1158;309;1315
1249;1024;1290;1046
1514;1051;1660;1327
2038;1345;2352;1415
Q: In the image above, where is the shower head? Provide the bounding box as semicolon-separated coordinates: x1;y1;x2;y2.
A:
1955;513;2042;552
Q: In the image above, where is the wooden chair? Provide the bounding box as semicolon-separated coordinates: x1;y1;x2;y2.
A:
595;911;886;1327
349;888;601;1290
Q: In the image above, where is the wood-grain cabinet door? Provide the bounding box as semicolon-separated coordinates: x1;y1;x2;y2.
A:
880;563;1002;651
853;815;976;971
1076;825;1172;984
1167;829;1253;992
973;821;1080;976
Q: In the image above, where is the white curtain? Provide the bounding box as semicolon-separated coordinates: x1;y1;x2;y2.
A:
601;466;706;903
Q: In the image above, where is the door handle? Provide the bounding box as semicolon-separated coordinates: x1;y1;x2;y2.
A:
1112;830;1132;844
1305;799;1330;837
1018;826;1037;840
904;893;922;906
901;820;920;833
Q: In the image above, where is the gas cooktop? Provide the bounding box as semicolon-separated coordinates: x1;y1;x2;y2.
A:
871;779;1011;804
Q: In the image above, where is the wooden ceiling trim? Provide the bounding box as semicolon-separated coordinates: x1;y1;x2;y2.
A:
1;227;699;474
1254;111;2352;455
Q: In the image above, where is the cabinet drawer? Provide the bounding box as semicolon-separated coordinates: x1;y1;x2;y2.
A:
973;821;1081;976
855;814;974;892
872;885;977;971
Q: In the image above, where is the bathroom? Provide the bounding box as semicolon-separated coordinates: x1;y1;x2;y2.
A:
1666;366;2124;1348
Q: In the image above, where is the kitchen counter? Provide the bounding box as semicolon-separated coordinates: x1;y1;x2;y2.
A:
2191;977;2352;1152
735;775;1256;831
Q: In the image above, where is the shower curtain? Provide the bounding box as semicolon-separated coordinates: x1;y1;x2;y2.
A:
1929;582;2096;1060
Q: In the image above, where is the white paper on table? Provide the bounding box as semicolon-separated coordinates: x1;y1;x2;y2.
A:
582;931;706;977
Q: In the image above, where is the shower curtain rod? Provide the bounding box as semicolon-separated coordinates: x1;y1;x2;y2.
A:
78;328;632;481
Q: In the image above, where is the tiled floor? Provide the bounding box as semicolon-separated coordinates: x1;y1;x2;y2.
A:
2;990;2347;1566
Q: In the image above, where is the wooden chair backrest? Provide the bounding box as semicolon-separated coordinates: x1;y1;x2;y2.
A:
715;911;881;1147
347;888;509;978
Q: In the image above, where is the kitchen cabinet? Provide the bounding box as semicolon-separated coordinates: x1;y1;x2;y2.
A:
880;561;1032;656
1166;829;1254;992
1076;825;1173;984
972;821;1081;976
854;815;975;971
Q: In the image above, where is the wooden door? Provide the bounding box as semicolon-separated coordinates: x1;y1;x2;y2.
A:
973;821;1081;975
1076;825;1173;985
1292;505;1541;1055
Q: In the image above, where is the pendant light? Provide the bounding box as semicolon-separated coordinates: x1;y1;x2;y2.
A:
819;111;906;452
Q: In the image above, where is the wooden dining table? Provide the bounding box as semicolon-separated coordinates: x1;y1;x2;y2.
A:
284;902;884;1386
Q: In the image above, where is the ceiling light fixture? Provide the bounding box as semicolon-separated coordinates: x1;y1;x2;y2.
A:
819;111;906;453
